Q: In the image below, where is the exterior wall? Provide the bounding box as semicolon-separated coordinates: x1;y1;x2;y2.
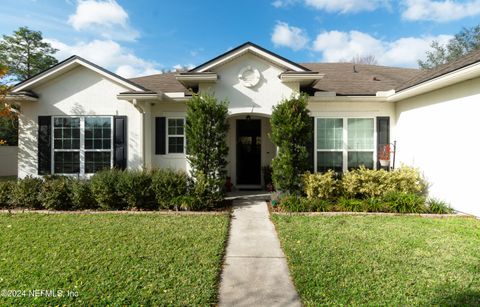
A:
395;77;480;216
199;52;298;116
150;102;189;172
0;146;18;177
18;66;143;178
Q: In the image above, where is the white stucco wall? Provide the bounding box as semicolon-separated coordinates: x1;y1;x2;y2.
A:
18;65;143;178
199;52;298;116
395;77;480;216
0;146;18;177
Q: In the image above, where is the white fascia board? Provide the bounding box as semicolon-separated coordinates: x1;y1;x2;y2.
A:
196;46;306;72
309;95;387;102
5;95;38;102
117;93;160;100
13;58;144;93
387;62;480;102
280;73;325;82
165;92;186;98
175;73;218;82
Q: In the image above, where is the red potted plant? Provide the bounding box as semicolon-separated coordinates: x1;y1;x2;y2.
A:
378;144;391;167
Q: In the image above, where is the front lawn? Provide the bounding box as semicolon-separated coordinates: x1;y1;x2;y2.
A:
273;215;480;306
0;213;229;305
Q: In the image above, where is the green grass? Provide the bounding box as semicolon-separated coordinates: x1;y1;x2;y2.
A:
272;215;480;306
0;213;229;305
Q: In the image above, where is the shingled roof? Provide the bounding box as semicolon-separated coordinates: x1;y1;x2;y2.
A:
128;64;419;96
300;63;418;96
396;48;480;92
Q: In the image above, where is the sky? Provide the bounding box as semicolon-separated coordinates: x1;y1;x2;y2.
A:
1;0;479;78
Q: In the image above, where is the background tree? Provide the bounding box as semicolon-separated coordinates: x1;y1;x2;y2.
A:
345;54;378;65
0;65;16;145
0;26;58;81
270;94;311;194
419;25;480;70
186;93;229;207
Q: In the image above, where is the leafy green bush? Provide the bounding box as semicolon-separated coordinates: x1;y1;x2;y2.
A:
308;198;333;212
10;176;43;209
270;94;311;194
117;170;155;210
426;198;453;214
70;180;97;210
151;169;190;209
0;180;14;208
337;197;367;212
90;169;124;210
382;192;427;213
304;170;339;200
39;178;72;210
279;194;309;212
171;195;200;211
191;172;223;210
341;166;428;199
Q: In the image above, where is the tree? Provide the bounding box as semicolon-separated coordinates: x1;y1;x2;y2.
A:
348;54;378;65
0;65;16;146
186;93;229;207
419;25;480;70
270;94;311;194
0;26;58;81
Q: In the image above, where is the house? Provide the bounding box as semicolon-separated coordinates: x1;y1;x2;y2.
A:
8;42;480;216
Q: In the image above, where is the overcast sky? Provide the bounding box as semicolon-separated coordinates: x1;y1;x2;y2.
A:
1;0;479;77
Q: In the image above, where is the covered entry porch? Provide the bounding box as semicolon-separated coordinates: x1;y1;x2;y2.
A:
226;114;276;189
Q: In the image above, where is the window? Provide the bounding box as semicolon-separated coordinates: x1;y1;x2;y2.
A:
167;118;185;154
316;117;375;172
52;116;113;175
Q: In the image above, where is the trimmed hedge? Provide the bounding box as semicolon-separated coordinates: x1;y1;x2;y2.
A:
0;169;219;211
278;166;452;214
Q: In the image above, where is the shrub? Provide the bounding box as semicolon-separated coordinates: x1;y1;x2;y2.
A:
117;170;155;210
337;197;367;212
304;170;339;200
426;198;453;214
308;198;332;212
382;192;427;213
341;166;428;199
39;178;72;210
151;169;190;209
186;93;229;203
0;180;14;208
270;94;311;194
10;176;43;209
191;172;223;210
90;169;124;210
279;194;309;212
341;166;390;199
70;180;97;210
171;195;200;211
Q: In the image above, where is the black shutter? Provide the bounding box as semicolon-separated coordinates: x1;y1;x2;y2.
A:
155;117;166;155
376;117;390;169
114;116;127;170
38;116;51;175
306;116;315;172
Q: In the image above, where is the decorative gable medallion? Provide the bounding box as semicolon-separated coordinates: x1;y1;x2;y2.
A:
238;66;261;88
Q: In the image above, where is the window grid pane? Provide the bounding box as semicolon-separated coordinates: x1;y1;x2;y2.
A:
54;152;80;174
317;118;343;150
317;152;343;173
348;151;374;170
53;117;80;150
347;118;374;150
168;136;184;153
168;118;184;136
85;152;111;173
85;117;112;150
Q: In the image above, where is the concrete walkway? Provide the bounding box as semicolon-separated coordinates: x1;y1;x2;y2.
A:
219;198;301;307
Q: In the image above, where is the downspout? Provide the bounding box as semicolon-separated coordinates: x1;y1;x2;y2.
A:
132;99;146;169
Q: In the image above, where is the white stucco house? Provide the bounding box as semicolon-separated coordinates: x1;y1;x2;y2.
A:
7;42;480;216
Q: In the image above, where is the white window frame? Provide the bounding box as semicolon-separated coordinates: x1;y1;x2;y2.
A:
314;116;377;173
166;117;186;155
51;116;114;176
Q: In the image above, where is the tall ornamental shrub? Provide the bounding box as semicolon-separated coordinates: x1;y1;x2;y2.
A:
270;94;311;194
186;93;229;207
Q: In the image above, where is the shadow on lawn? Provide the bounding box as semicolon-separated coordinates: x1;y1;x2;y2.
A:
431;289;480;306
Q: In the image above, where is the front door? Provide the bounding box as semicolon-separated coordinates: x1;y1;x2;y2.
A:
236;119;261;186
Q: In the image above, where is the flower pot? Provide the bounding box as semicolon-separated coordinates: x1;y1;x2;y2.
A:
379;159;390;167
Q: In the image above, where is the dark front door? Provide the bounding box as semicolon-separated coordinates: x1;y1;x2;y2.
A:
236;119;261;185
